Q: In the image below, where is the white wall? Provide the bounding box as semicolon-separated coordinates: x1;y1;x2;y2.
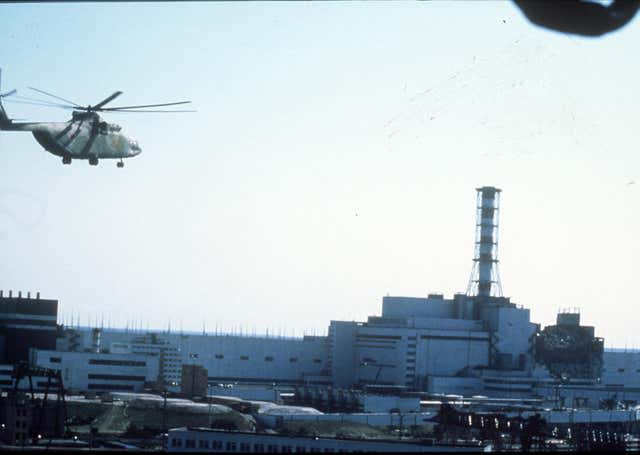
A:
71;328;329;386
31;349;159;392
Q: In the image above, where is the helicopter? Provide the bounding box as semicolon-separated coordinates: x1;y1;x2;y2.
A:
0;70;193;168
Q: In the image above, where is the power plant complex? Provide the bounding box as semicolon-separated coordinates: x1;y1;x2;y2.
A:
2;186;638;403
1;186;640;450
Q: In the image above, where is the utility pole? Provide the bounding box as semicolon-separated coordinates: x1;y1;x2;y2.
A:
162;388;168;449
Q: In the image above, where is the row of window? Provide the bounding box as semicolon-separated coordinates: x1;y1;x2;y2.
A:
87;383;135;391
88;359;147;367
170;437;361;453
603;368;640;373
213;355;322;363
88;373;146;381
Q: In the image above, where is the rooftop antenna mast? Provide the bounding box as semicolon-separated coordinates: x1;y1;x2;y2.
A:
466;186;503;298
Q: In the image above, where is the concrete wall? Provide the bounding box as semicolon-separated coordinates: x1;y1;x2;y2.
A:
343;323;490;390
416;331;490;377
31;349;159;393
426;376;483;395
328;321;358;389
408;317;483;331
69;328;329;386
354;334;405;386
178;335;328;385
382;296;456;320
481;305;536;371
602;350;640;388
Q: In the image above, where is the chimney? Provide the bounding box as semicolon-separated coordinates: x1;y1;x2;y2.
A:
27;291;31;299
467;186;503;298
36;292;40;299
18;291;22;299
0;290;3;298
9;290;12;298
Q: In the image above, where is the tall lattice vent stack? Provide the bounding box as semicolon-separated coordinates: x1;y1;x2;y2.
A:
466;186;503;297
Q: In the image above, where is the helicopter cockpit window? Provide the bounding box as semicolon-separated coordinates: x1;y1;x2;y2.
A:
129;139;141;151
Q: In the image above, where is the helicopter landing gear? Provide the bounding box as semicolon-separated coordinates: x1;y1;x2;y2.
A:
89;156;99;166
117;159;124;168
62;156;72;165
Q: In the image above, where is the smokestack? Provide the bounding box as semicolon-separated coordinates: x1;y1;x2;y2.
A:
467;186;503;298
36;292;40;299
0;290;3;298
18;291;22;299
9;291;12;298
27;292;31;299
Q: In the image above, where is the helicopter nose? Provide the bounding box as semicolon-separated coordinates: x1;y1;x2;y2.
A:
129;140;142;155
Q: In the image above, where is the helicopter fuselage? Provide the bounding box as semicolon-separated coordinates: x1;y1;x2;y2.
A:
0;110;141;166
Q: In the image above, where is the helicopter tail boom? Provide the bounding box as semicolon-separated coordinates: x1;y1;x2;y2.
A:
0;99;11;130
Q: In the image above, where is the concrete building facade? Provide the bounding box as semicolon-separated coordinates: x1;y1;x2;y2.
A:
30;350;159;393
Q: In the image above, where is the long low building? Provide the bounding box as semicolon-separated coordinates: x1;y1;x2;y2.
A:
167;427;490;452
56;328;331;388
29;349;159;393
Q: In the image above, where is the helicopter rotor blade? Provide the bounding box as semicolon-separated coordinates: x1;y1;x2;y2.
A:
27;87;82;107
92;91;124;110
3;98;76;110
100;109;197;113
10;94;77;108
101;101;191;111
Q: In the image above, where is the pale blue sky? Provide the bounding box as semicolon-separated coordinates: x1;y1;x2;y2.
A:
0;2;639;346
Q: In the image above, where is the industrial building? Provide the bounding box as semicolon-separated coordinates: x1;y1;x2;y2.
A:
0;291;58;364
2;186;639;407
